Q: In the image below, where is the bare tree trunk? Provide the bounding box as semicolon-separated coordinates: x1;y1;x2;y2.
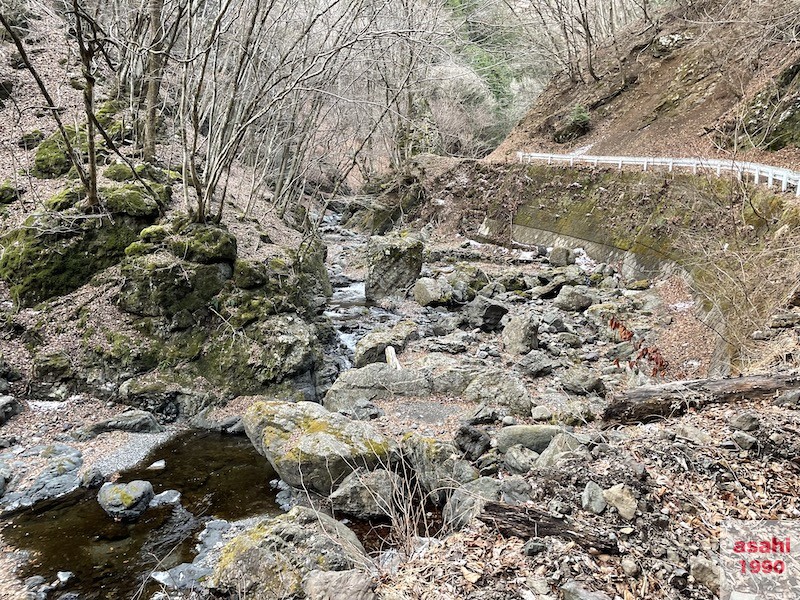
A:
143;0;165;163
72;0;98;207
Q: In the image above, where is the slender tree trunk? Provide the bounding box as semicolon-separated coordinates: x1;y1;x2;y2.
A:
143;0;165;163
72;0;98;207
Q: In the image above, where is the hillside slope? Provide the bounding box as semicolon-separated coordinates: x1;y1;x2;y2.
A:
490;0;800;167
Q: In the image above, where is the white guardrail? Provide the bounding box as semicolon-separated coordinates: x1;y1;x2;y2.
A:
516;151;800;197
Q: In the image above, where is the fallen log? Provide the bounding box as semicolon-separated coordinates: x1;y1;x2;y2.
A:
477;501;619;555
603;373;800;424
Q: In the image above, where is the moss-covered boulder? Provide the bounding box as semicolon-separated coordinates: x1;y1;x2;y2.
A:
17;130;44;150
197;313;319;395
44;186;85;211
244;400;393;494
31;132;73;178
117;252;232;317
211;507;367;598
103;163;135;182
0;179;22;204
165;223;237;264
102;184;164;216
0;198;160;306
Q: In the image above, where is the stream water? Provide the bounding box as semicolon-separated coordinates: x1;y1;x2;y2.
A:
2;431;279;599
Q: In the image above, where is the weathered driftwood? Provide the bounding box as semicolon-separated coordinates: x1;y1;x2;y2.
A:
478;501;619;555
603;373;800;423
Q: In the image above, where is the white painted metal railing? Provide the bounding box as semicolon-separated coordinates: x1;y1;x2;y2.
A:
516;151;800;197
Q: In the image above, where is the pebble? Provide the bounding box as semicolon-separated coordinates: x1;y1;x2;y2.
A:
501;416;516;426
621;558;640;577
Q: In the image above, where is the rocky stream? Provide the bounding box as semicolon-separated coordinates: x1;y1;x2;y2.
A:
1;199;797;600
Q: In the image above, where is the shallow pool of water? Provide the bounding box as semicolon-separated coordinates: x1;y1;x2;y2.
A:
3;430;278;599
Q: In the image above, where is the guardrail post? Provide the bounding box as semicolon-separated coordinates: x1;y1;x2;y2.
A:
618;159;622;170
569;157;574;166
668;160;673;172
796;180;800;197
716;164;722;176
548;156;552;165
643;159;648;172
783;174;789;192
692;163;697;175
737;168;742;181
768;171;774;187
754;168;759;184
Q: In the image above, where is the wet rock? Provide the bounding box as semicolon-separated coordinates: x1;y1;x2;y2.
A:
688;555;720;595
443;476;501;531
365;234;424;301
504;444;539;474
244;400;392;494
553;286;594;312
211;506;367;599
79;467;104;489
464;370;532;416
304;569;377;600
353;320;418;368
536;433;586;468
0;395;21;426
329;468;400;519
561;580;612;600
454;425;491;462
561;367;605;395
517;350;555;378
729;412;760;432
98;480;154;521
581;481;606;515
403;434;478;505
73;409;164;441
413;277;452;306
496;425;562;453
149;489;182;507
463;295;508;332
549;247;575;267
502;312;539;354
1;445;83;514
603;483;637;521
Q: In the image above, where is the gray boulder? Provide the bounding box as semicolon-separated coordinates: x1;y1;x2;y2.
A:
517;350;554;378
0;395;20;426
504;444;540;474
536;433;586;468
553;286;594;312
413;277;452;307
454;425;491;462
353;320;418;368
1;444;83;514
211;507;367;599
502;312;539;354
496;425;562;453
365;234;424;301
73;409;164;441
244;400;392;494
465;370;532;416
549;247;575;267
324;363;431;418
561;367;605;395
402;434;478;505
443;477;501;531
330;468;400;519
464;295;508;332
98;480;154;521
561;580;612;600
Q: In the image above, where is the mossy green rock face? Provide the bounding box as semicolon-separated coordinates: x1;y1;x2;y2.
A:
32;133;73;178
211;506;366;599
166;224;237;264
243;400;393;494
198;313;318;394
117;252;232;317
103;163;135;182
44;186;85;211
0;206;158;307
101;184;161;218
0;180;22;204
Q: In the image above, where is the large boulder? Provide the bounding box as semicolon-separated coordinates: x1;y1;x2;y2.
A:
502;312;539;354
413;277;453;307
365;234;424;301
0;395;21;426
402;434;478;506
553;286;595;312
464;370;533;416
353;320;419;368
97;480;154;521
211;507;367;599
463;295;508;332
0;444;83;514
561;367;606;395
0;198;159;306
118;252;232;317
244;401;393;494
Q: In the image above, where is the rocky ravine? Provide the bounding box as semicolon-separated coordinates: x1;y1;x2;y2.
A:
1;204;799;600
